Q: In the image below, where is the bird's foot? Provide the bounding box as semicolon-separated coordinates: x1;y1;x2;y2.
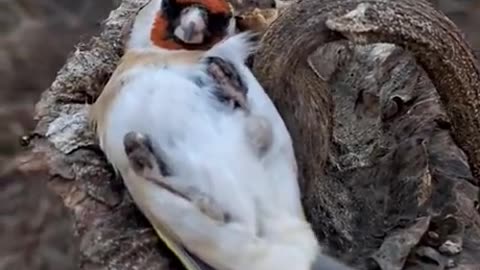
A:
123;131;158;176
205;56;249;111
123;131;228;222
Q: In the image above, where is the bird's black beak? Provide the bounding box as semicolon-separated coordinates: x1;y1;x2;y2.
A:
174;7;208;44
182;21;196;42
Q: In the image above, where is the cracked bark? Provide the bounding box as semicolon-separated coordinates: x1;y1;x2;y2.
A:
21;0;480;269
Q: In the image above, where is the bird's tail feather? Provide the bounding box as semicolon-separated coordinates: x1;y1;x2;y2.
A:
152;223;215;270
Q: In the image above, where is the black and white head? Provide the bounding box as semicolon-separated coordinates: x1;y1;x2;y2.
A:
128;0;237;50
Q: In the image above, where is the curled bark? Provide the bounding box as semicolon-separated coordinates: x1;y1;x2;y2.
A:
255;0;480;185
23;0;480;269
253;0;480;269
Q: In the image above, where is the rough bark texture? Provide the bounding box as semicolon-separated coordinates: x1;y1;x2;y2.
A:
23;0;480;269
0;151;78;270
253;0;480;269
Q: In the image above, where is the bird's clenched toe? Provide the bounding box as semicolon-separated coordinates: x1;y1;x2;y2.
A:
123;131;171;178
190;189;230;223
123;132;229;223
124;132;151;154
124;131;156;174
205;56;249;111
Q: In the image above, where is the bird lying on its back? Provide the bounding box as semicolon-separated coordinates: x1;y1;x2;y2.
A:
89;0;354;269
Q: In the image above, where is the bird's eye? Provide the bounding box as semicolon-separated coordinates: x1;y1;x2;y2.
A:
208;13;230;32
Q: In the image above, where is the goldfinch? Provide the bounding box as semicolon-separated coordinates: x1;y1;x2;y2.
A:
90;0;252;269
89;0;352;269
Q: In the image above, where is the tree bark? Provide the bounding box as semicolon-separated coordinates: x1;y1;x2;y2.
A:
25;0;480;269
253;0;480;269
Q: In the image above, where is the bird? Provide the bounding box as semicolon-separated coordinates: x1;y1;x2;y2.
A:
90;0;254;268
89;0;354;269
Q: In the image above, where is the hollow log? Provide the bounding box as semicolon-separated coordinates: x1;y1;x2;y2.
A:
20;0;480;269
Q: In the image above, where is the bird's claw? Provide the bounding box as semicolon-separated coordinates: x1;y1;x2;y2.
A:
124;131;156;174
186;187;230;223
205;56;249;111
124;131;228;223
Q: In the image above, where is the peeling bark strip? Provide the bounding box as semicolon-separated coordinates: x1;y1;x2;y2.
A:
27;0;480;269
326;0;480;184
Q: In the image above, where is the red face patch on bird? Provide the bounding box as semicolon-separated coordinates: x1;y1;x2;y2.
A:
150;0;234;50
175;0;231;14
